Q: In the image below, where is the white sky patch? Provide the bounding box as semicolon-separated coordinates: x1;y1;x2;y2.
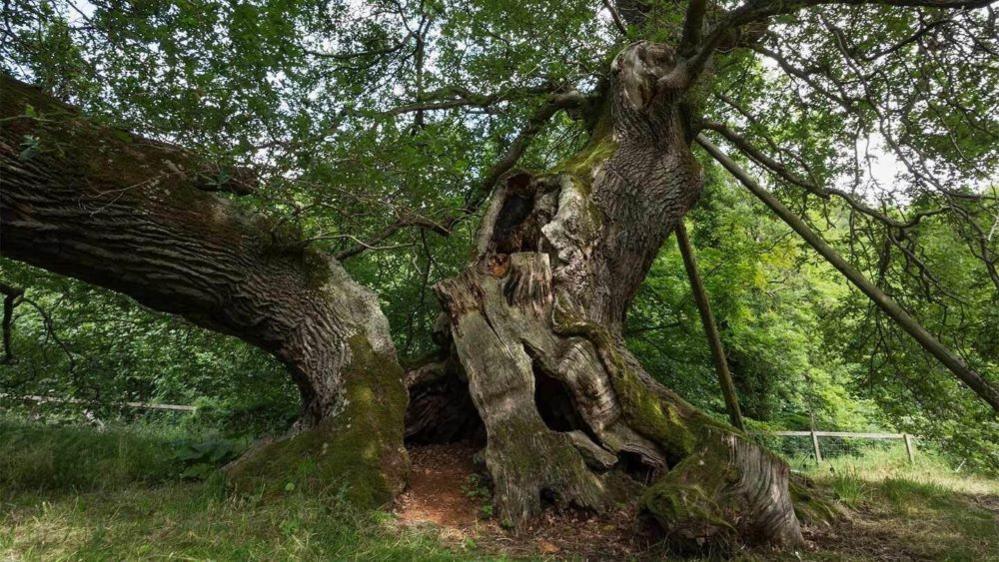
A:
857;133;904;193
756;49;908;202
66;0;96;25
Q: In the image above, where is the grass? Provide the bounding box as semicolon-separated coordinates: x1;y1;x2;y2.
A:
1;417;996;561
790;445;999;497
0;416;482;561
779;447;999;562
1;483;480;561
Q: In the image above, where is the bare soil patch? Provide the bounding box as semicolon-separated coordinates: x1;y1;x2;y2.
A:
396;444;999;560
395;442;653;559
395;442;481;529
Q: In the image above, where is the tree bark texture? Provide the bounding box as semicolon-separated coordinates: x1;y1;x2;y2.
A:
0;75;408;505
433;43;802;548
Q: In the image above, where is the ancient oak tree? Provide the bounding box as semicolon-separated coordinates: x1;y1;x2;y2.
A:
3;0;998;552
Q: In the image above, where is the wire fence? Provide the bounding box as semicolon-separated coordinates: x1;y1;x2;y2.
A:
757;430;918;465
0;393;196;412
3;393;920;467
0;394;199;429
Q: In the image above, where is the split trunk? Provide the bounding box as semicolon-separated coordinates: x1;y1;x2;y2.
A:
427;42;802;548
2;42;804;550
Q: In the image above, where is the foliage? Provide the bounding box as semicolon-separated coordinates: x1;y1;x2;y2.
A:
171;436;248;480
0;262;297;437
0;415;239;491
462;474;494;519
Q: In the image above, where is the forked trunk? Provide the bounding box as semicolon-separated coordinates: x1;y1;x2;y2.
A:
433;42;802;549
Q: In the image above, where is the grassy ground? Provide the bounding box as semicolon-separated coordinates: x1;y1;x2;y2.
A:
781;448;999;561
1;417;996;561
0;417;475;561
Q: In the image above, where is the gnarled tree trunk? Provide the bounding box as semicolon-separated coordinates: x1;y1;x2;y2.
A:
0;75;408;505
432;42;802;549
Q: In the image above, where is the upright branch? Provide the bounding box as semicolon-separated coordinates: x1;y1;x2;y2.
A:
679;0;708;57
0;281;23;364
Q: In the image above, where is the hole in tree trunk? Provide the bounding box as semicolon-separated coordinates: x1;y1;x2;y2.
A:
487;172;547;255
540;487;558;508
405;371;485;446
533;369;590;434
617;451;659;484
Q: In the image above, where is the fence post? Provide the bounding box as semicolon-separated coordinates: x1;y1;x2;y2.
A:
903;433;915;464
811;430;823;463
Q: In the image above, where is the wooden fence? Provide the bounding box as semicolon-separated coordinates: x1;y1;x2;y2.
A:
768;430;917;463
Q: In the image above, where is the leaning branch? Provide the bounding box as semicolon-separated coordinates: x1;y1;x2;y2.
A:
701;122;948;230
601;0;630;35
686;0;996;85
675;222;745;429
697;134;999;413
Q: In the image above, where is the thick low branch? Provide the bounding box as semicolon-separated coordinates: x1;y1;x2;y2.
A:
698;135;999;413
0;74;403;427
683;0;994;88
716;0;993;35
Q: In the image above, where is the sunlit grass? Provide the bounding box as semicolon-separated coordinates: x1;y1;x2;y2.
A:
1;417;995;561
790;444;999;496
777;446;999;562
1;481;486;561
0;417;495;561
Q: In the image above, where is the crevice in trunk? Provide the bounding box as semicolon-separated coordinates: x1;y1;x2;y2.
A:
483;172;561;265
616;451;659;485
534;368;589;434
405;357;485;446
431;41;807;548
406;372;485;446
539;487;559;508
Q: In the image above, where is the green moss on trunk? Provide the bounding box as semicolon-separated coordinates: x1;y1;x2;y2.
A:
225;335;408;508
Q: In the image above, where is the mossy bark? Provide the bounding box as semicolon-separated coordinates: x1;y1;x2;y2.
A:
0;74;409;504
225;335;409;507
433;42;803;549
